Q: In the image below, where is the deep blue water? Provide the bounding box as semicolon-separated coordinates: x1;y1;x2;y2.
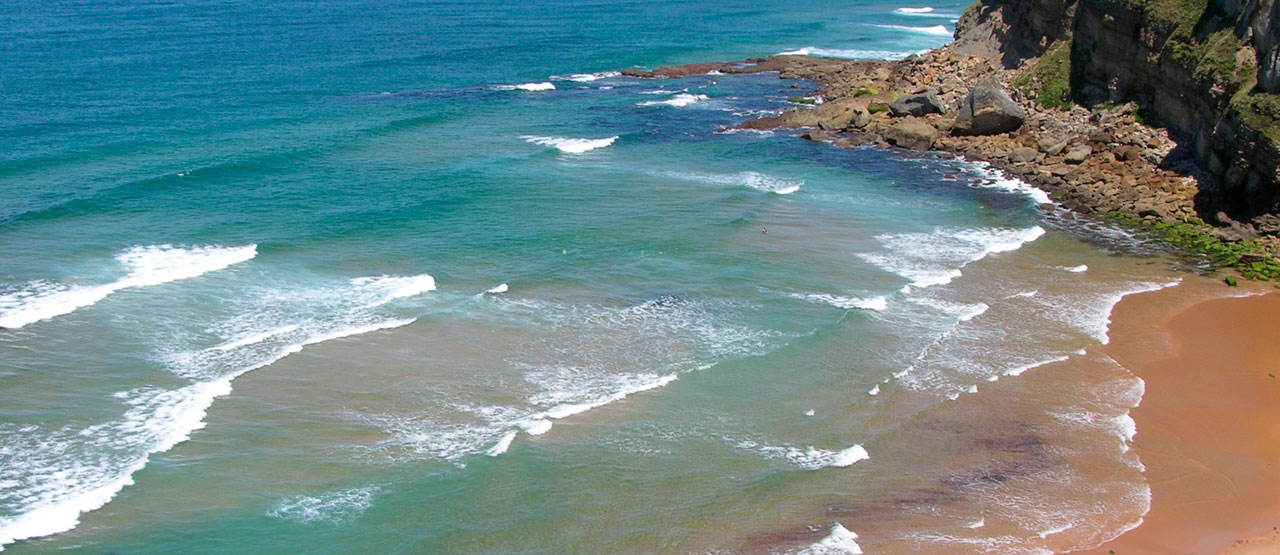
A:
0;1;1175;552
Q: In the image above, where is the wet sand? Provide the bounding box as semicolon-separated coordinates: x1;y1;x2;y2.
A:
1085;277;1280;554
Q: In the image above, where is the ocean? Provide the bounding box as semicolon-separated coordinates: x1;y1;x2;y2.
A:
0;1;1183;552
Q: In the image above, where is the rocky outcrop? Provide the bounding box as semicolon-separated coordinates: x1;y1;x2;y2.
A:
619;37;1280;274
955;0;1280;228
952;79;1026;135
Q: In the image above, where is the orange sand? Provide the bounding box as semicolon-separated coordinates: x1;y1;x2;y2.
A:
1083;278;1280;554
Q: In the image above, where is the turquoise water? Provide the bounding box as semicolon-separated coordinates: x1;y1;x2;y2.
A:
2;1;1178;553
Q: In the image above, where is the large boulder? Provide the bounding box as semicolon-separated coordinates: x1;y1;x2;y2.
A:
952;79;1026;136
889;92;945;117
884;118;939;151
812;97;874;131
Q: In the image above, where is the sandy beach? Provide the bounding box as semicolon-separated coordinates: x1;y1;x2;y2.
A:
1082;277;1280;554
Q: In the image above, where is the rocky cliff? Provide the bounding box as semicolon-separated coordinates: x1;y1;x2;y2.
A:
955;0;1280;234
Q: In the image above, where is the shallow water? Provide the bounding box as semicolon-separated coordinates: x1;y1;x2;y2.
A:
0;1;1181;552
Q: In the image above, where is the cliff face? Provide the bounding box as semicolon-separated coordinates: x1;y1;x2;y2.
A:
955;0;1280;232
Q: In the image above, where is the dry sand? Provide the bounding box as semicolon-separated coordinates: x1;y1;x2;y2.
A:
1083;277;1280;554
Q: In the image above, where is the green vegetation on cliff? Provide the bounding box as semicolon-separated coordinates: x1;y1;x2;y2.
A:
1014;40;1072;109
1105;211;1280;280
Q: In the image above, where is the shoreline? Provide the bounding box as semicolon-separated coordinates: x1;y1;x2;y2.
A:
623;47;1280;553
1084;278;1280;554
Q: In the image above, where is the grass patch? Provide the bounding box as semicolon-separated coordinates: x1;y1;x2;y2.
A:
853;87;878;97
1015;40;1073;109
1168;28;1249;87
867;103;889;114
788;96;817;104
1103;211;1280;280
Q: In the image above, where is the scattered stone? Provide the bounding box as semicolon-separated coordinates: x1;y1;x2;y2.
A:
952;79;1026;136
1064;145;1093;164
889;92;945;117
1037;136;1070;155
884;118;939;151
849;105;871;129
1009;146;1038;163
1116;145;1142;161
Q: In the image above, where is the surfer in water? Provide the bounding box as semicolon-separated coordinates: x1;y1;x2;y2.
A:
762;227;768;235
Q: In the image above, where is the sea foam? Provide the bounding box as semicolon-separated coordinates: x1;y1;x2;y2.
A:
0;244;256;329
966;161;1053;205
858;226;1045;289
268;487;380;523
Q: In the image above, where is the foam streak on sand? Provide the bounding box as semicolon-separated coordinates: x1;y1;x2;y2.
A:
800;523;863;554
522;135;618;154
0;244;257;329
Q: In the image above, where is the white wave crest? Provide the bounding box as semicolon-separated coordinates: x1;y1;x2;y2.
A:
485;431;518;456
669;170;802;194
777;46;931;60
636;93;709;107
0;244;256;329
791;293;888;312
495;81;555;91
740;440;869;470
485;283;509;294
871;23;953;36
894;6;958;17
522;135;618;154
965;161;1053;204
800;523;863;554
558;71;620;82
350;273;437;306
